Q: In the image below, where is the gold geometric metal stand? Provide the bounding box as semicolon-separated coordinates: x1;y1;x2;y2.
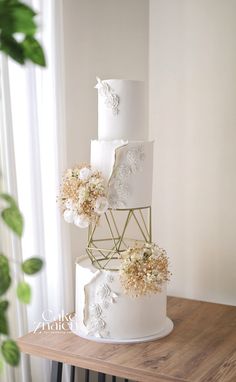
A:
86;206;152;270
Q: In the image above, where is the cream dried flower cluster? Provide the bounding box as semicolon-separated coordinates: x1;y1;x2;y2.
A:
58;165;109;228
120;243;170;297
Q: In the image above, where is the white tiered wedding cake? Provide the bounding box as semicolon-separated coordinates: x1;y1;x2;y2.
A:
64;79;173;343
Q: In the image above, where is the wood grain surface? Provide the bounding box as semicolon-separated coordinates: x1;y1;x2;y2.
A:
17;297;236;382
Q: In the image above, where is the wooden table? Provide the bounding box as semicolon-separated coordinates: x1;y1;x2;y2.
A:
17;297;236;382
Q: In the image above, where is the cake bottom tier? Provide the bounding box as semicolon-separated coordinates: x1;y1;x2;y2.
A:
72;256;173;343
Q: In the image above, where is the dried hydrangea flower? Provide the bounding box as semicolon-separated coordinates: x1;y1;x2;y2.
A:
119;242;171;297
58;164;109;228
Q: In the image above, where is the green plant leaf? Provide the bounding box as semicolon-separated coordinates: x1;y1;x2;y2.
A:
0;1;46;68
0;300;9;312
17;281;31;304
0;254;11;297
0;273;11;297
0;311;8;335
0;193;17;208
22;35;46;67
0;1;36;35
0;254;10;274
0;2;14;34
1;205;24;237
0;193;24;236
0;300;9;335
1;339;20;366
12;3;37;35
14;2;37;18
0;357;3;374
22;257;43;275
0;33;25;64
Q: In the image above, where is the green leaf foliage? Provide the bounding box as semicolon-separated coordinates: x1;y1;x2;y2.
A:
0;33;24;64
22;257;43;275
0;357;4;377
0;254;10;275
0;300;9;312
0;311;8;335
17;281;31;304
0;357;3;374
0;1;36;35
0;254;11;296
0;193;24;236
1;340;20;367
0;0;46;67
1;205;24;237
22;36;46;67
0;0;47;372
0;193;17;208
11;3;37;35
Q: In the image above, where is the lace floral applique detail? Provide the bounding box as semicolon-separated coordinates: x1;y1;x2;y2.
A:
97;284;118;304
90;303;102;318
95;77;120;115
86;304;109;337
108;144;145;209
86;279;118;338
105;273;114;284
126;145;145;173
102;300;110;310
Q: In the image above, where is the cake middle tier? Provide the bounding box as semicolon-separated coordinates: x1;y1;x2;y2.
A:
91;140;153;209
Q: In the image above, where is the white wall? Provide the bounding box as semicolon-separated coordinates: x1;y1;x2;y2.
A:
63;0;149;259
150;0;236;305
62;0;236;306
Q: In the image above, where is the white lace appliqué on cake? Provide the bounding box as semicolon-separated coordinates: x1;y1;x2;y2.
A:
84;272;118;338
108;144;145;209
97;283;118;309
95;77;120;115
86;304;108;337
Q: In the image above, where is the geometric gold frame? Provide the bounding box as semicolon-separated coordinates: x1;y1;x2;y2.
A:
86;206;152;270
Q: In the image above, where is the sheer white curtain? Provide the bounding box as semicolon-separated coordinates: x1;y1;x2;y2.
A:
0;0;73;381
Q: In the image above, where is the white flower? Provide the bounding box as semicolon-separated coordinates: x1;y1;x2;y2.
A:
79;167;92;181
94;197;109;215
65;199;73;209
90;176;103;186
73;214;90;228
63;209;75;223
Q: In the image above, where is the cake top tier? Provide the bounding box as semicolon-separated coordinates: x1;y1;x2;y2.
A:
95;78;147;141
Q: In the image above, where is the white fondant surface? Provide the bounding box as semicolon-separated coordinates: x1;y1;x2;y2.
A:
91;139;127;180
91;140;153;209
75;256;168;341
97;80;147;140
